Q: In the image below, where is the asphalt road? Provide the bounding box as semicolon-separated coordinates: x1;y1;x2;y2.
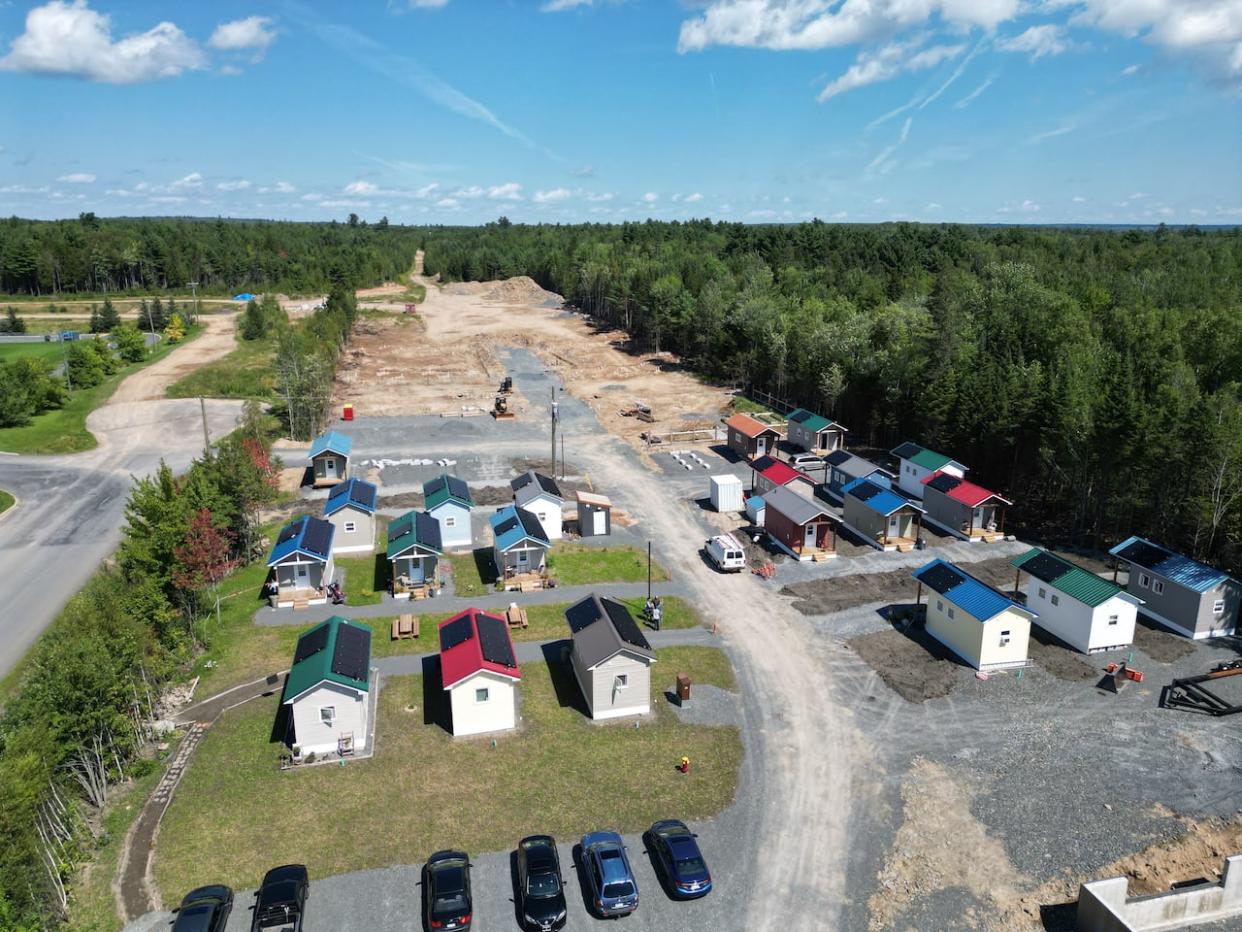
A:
0;398;242;678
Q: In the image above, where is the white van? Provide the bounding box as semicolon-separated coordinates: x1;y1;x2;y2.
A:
705;534;747;573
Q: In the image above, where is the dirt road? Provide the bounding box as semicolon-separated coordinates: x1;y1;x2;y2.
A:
108;314;239;405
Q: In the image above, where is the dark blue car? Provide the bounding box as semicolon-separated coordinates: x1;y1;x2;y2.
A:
646;820;712;899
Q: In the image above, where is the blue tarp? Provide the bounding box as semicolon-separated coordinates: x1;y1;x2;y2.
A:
233;292;256;301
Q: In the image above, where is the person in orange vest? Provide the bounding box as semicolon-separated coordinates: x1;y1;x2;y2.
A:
680;756;690;774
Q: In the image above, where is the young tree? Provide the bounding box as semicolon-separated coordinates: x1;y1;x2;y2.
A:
88;305;104;333
66;342;105;388
165;313;185;343
4;308;26;333
113;326;147;363
99;297;121;331
240;299;266;340
172;508;238;635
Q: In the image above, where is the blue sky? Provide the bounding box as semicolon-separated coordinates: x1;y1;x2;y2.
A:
0;0;1239;224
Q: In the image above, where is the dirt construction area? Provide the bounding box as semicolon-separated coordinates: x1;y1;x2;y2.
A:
332;273;733;446
107;312;239;404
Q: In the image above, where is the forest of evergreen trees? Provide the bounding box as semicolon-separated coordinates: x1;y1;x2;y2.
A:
424;220;1242;572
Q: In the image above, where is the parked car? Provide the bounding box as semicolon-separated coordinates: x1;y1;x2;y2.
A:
424;849;473;930
790;453;824;470
705;534;747;573
580;831;639;917
646;820;713;899
516;835;567;931
171;884;233;932
250;864;308;931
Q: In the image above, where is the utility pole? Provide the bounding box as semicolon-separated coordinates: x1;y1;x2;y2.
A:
188;280;199;325
60;331;71;390
647;540;652;602
199;396;210;453
144;300;157;350
560;436;565;481
550;386;558;475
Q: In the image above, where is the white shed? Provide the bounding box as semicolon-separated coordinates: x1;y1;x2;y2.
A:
709;474;744;513
439;609;521;737
565;593;657;720
1011;548;1140;653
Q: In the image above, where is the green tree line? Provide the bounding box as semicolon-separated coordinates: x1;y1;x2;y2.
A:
424;219;1242;571
0;407;280;926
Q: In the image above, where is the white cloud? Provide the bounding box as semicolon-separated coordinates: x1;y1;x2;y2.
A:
641;192;659;202
320;199;371;209
1130;191;1149;199
997;24;1071;59
954;75;994;108
148;195;186;204
678;0;1019;53
0;184;50;194
571;164;596;177
541;0;596;10
684;192;704;203
1072;195;1087;202
208;16;277;59
0;0;206;84
345;180;378;195
302;193;323;202
1121;63;1141;75
57;172;95;183
926;202;942;209
748;209;777;218
999;198;1041;213
873;196;889;205
416;182;441;198
818;38;966;101
407;0;450;8
584;191;615;202
488;182;523;200
533;187;572;203
832;210;848;219
217;179;251;191
170;171;203;189
258;181;297;194
1029;124;1075;143
435;197;461;208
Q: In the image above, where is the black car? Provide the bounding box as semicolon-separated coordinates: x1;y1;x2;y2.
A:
250;864;308;931
516;835;567;931
646;820;713;899
424;849;473;931
171;884;233;932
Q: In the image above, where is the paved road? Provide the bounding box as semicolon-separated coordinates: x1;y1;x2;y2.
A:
0;397;242;678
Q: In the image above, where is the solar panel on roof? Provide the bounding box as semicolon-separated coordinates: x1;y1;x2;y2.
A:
925;472;962;494
426;475;446;496
440;615;474;651
477;614;516;668
277;520;302;545
851;481;883;502
892;441;922;460
565;598;603;634
389;514;413;542
294;623;330;665
331;623;371;681
919;562;966;595
1019;551;1071;585
790;409;812;423
1117;540;1168;570
604;600;652;651
494;515;519;536
302;518;332;557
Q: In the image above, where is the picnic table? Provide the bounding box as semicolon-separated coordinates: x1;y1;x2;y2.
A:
505;603;529;629
391;614;419;640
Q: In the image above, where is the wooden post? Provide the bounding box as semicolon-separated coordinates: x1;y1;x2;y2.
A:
915;581;923;607
999;507;1006;535
1014;568;1022;598
647;540;652;602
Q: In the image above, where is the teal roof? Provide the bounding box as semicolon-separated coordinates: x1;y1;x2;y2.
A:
910;448;954;471
1011;548;1125;608
309;431;352;460
424;474;473;510
282;617;371;703
788;408;833;433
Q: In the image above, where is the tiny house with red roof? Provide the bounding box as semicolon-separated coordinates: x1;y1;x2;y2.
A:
750;455;816;500
438;609;521;737
724;413;781;460
920;471;1011;543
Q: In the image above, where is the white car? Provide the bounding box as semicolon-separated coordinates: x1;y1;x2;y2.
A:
705;534;747;572
790;453;824;470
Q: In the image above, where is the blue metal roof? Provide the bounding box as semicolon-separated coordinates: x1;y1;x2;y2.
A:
490;505;549;552
308;430;352;460
268;515;335;565
324;477;377;516
843;477;922;516
1108;535;1231;593
913;558;1031;622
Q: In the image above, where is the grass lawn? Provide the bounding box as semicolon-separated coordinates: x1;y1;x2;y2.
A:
0;489;13;515
507;596;699;642
447;550;494;597
165;328;274;399
0;326;203;455
334;553;386;606
153;647;741;898
546;543;669;586
0;341;69;364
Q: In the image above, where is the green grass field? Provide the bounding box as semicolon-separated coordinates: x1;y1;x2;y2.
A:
0;327;202;455
165;328;275;399
153;646;741;900
546;543;669;586
0;341;70;364
0;490;12;516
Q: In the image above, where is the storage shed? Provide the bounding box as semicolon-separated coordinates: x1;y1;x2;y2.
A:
785;408;847;454
745;495;765;526
439;609;521;737
751;455;816;500
424;474;474;550
762;485;838;561
891;441;966;500
913;559;1035;671
281;617;372;756
575;490;612;537
822;450;894;502
921;471;1010;543
565;593;657;720
308;431;352;488
841;478;924;551
512;470;564;542
1011;548;1140;653
323;477;378;555
723;413;781;460
709;473;744;513
1108;536;1240;640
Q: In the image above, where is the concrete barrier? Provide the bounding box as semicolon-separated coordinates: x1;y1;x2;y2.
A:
1077;855;1242;931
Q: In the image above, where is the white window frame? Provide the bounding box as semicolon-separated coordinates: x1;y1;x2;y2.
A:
320;706;336;725
343;520;356;534
444;516;457;528
475;687;490;703
1152;580;1164;595
936;599;944;613
947;607;955;619
615;674;629;688
1139;573;1150;589
516;549;529;565
999;630;1011;647
1213;599;1226;615
1108;614;1119;626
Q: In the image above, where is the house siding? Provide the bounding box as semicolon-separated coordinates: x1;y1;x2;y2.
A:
843;495;885;542
727;428;776;460
289;681;368;756
271;553;332;606
897;458;964;499
327;507;375;555
789;423;844;453
1123;572;1241;639
1024;584;1136;653
521;493;564;542
430;500;473;550
921;487;971;536
572;650;653;720
764;503;831;557
496;543;548;577
312;452;348;486
925;600;1030;670
578;501;611;537
448;671;517;736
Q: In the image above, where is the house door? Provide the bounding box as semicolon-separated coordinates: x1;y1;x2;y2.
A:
593;510;607;535
804;524;817;549
888;516;900;537
295;563;309;587
408;558;424;583
325;457;336;478
517;549;529;566
973;506;986;529
756;437;767;455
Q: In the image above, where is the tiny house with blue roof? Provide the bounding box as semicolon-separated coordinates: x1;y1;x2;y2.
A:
841;477;925;551
490;504;551;581
1108;536;1240;639
323;477;378;555
267;515;336;608
308;430;352;488
913;558;1036;671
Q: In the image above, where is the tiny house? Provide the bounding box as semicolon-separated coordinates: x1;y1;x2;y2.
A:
490;505;551;579
1011;548;1140;653
565;593;657;720
323;477;378;555
308;431;352;488
751;455;816;500
386;510;443;599
822;450;894;502
512;470;564;542
785;408;847;454
1108;536;1240;639
267;515;335;608
575;490;612;537
724;413;781;460
439;609;521;737
762;485;838;561
281;617;371;756
424;474;474;550
890;441;966;500
842;478;924;551
920;471;1010;543
913;558;1035;671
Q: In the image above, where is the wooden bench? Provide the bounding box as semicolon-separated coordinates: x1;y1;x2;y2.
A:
391;614;419;640
505;604;529;629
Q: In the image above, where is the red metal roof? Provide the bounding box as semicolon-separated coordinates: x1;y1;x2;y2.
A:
923;471;1011;507
725;413;779;439
758;459;813;487
438;609;521;689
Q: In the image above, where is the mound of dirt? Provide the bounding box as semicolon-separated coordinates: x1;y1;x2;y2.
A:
481;276;562;305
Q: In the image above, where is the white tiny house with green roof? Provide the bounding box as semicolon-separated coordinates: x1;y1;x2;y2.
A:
891;440;966;500
281;617;372;757
1011;548;1141;654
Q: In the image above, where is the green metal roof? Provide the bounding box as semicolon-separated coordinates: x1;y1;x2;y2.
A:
788;408;832;432
1011;548;1123;608
282;617;371;703
909;448;954;471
